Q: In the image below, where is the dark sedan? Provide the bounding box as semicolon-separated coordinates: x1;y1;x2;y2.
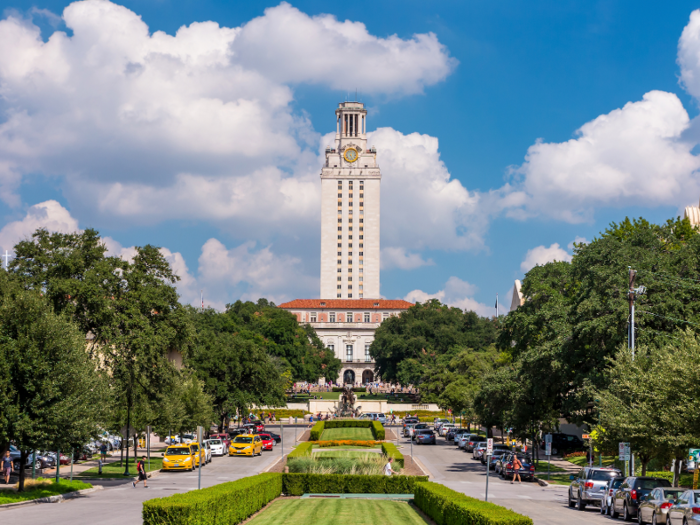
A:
265;431;282;444
415;429;436;445
484;449;509;470
480;444;511;464
612;476;672;520
497;452;535;481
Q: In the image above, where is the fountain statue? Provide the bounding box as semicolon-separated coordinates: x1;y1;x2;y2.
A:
334;385;362;417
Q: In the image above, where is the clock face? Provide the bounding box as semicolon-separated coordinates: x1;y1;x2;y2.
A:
344;148;358;163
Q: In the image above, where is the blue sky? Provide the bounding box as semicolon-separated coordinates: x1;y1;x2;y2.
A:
2;0;700;313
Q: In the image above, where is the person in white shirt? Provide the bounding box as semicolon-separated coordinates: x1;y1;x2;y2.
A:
384;457;394;476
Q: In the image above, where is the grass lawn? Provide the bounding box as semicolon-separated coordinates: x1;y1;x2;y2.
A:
80;457;163;478
313;449;382;458
534;461;567;473
0;478;92;504
248;499;428;525
312;445;382;450
320;428;375;441
540;473;575;486
289;392;342;400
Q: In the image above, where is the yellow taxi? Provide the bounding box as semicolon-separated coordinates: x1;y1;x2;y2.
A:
228;434;263;457
189;442;206;467
161;444;197;471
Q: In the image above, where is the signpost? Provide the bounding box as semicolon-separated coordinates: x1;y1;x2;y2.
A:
690;449;700;489
545;434;552;480
197;426;203;490
485;438;493;502
146;425;151;473
619;442;631;476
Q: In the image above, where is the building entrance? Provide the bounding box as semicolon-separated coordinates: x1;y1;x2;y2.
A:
343;370;356;385
362;370;374;384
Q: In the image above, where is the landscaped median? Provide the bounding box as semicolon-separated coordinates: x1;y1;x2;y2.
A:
143;473;533;525
309;420;385;441
0;478;94;506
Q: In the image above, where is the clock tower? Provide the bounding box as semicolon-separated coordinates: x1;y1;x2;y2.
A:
320;101;381;299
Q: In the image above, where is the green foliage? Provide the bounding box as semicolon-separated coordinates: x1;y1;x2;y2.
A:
414;482;533;525
142;473;283;525
309;421;385;441
380;442;404;468
281;474;428;496
286;454;386;475
0;478;93;505
287;442;313;459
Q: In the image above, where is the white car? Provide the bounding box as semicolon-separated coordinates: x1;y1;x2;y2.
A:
205;439;225;457
439;423;455;436
201;440;212;463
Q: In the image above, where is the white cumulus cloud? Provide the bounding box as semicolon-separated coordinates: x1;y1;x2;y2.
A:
0;200;80;256
404;276;493;317
381;247;433;270
520;243;572;273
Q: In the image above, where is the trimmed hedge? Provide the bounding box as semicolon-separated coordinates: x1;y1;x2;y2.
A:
309;420;385;441
143;473;282;525
287;442;313;459
282;473;428;496
381;442;404;468
332;387;366;392
414;482;533;525
315;440;380;447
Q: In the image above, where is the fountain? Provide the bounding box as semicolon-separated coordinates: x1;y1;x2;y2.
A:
334;385;362;417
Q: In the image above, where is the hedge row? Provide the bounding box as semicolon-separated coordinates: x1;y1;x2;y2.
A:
332;387;366;392
308;420;385;440
380;442;404;468
142;472;282;525
414;482;533;525
287;442;313;459
282;473;427;496
315;440;381;447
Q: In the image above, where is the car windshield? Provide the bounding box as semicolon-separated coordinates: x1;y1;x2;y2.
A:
234;437;253;443
636;479;671;489
611;479;624;488
209;440;221;445
417;430;432;434
590;470;621;481
662;489;684;499
165;447;191;455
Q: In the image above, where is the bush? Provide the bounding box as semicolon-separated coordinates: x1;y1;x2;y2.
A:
332;387;366;392
645;471;694;487
309;420;385;440
264;409;309;418
282;473;428;496
286;454;386;475
143;473;283;525
315;440;380;447
381;442;404;468
414;482;533;525
287;442;313;459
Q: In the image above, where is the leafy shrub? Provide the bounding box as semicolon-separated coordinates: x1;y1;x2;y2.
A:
315;440;381;447
414;482;533;525
372;421;385;440
332;387;366;392
282;473;428;496
142;473;282;525
309;421;325;440
287;454;386;475
287;442;313;459
645;471;694;487
263;409;309;418
381;442;404;468
564;451;586;458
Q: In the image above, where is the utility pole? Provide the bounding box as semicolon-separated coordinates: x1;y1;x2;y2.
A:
628;267;636;358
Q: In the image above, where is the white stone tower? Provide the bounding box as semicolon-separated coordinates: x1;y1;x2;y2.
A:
320;101;380;299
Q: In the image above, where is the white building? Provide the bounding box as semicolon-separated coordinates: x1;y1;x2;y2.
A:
320;101;380;299
280;101;412;384
277;299;413;385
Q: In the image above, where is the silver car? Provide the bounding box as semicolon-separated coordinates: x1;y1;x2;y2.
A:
568;466;622;510
600;476;625;515
473;441;487;460
638;487;685;524
667;490;700;525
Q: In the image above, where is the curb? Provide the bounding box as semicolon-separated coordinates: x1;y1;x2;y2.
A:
262;456;286;473
534;476;550;487
0;485;104;511
409;456;432;479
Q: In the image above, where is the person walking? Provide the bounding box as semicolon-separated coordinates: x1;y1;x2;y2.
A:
100;442;108;462
384;457;395;476
2;451;13;484
132;456;148;488
511;454;523;484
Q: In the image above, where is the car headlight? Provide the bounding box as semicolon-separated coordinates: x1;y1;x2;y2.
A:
183;457;192;463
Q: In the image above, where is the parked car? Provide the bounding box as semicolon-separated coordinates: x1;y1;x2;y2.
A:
409;423;429;439
600;476;626;516
637;487;685;524
464;435;487;452
209;433;230;449
415;429;436;445
485;449;509;470
568;466;623;511
439;423;455;436
244;421;265;434
161;444;198;471
434;418;450;431
447;428;469;442
360;413;387;424
666;489;700;525
200;440;212;463
204;439;225;457
255;433;275;451
497;452;535;481
403;417;419;429
541;433;585;455
403;424;416;437
610;476;672;520
228;434;263;457
473;442;488;460
265;431;282;444
481;444;511;464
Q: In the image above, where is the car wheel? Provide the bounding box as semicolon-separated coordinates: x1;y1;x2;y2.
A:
623;504;631;521
651;512;657;525
639;509;645;525
577;494;586;511
568;490;575;508
611;502;620;519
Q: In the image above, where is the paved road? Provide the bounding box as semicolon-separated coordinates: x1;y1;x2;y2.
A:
6;426;612;525
408;433;611;525
0;425;298;525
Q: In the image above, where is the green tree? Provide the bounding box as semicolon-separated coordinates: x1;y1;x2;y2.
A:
0;273;108;490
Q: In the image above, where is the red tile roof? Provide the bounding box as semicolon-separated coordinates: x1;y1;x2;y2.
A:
278;299;414;310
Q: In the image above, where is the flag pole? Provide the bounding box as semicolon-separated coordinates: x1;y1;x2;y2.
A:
496;293;499;318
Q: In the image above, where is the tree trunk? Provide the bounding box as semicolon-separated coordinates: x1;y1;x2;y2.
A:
673;455;683;487
640;455;650;476
120;439;123;467
18;450;27;492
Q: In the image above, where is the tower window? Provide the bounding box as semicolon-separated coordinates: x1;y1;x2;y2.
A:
337;259;341;264
338;193;342;198
337;268;342;273
359;235;363;240
338;243;342;248
349;218;353;223
348;293;353;298
364;312;370;323
359;252;363;256
349;193;353;198
337;293;341;298
348;285;352;290
349;227;353;231
359;276;363;282
338;218;342;223
330;312;336;322
310;312;317;322
338;227;342;231
349;235;353;240
348;243;353;248
346;312;353;322
338;235;342;239
359;244;363;248
359;219;363;223
348;277;352;282
358;227;362;231
360;194;364;198
337;285;341;289
348;252;352;256
359;268;363;273
337;252;341;256
337;276;341;281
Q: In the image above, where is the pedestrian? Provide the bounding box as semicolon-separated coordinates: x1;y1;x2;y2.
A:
132;456;149;488
100;442;108;462
2;451;13;485
511;454;523;484
384;457;395;476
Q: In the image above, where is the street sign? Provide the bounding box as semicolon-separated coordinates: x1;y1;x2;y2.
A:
618;442;630;461
486;438;493;455
582;434;590;440
545;442;552;456
545;433;552;444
